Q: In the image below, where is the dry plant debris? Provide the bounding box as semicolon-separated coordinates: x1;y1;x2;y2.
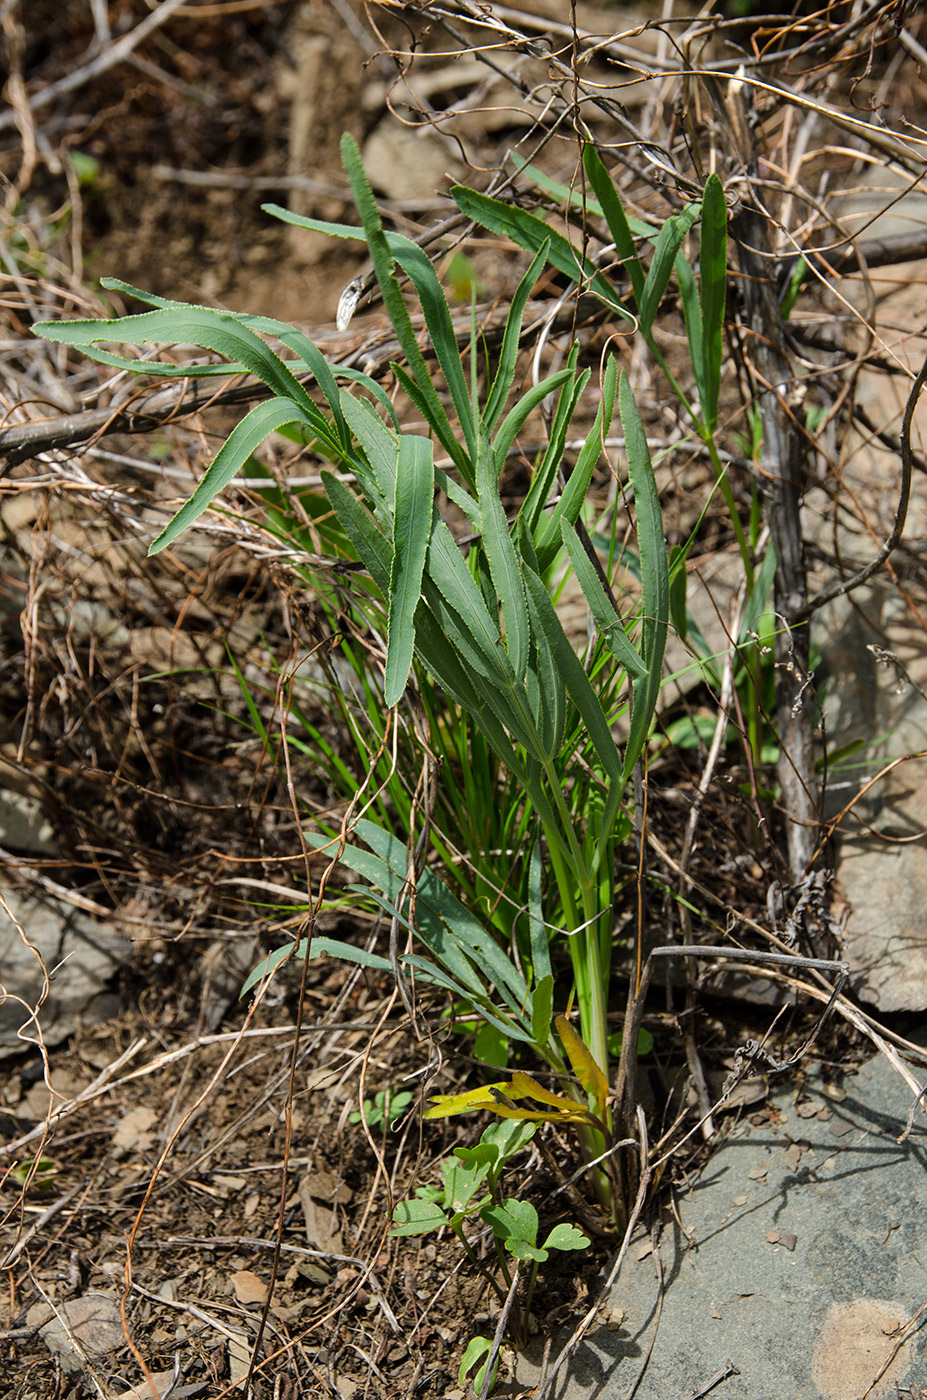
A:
1;2;927;1398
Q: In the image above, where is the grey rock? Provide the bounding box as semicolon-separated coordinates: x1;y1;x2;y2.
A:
361;119;460;201
28;1291;124;1375
0;886;130;1058
0;787;57;856
520;1051;927;1399
819;586;927;1010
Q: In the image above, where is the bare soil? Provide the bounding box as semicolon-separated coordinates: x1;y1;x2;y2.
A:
2;2;927;1398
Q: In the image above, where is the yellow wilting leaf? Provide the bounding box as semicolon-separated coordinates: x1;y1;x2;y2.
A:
423;1082;515;1119
556;1015;609;1120
507;1071;582;1113
424;1070;591;1125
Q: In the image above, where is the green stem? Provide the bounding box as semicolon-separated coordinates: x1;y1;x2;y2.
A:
705;433;752;586
454;1226;508;1308
538;774;617;1217
523;1259;541;1321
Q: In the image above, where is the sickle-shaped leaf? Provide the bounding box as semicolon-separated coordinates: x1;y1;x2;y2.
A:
149;398;311;554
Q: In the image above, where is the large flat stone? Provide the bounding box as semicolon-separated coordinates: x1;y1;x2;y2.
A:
820;586;927;1011
0;886;129;1057
521;1050;927;1399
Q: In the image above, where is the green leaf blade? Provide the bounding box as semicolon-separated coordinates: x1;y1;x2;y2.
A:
390;1199;450;1237
582;144;646;305
638;202;701;337
451;184;634;322
476;428;530;681
619;373;669;776
386;434;434;706
148;398;310;554
697;172;728;435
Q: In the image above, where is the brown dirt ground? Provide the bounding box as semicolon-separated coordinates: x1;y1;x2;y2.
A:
1;2;924;1397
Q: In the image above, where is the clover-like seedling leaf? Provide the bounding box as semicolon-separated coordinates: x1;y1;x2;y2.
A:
482;1197;546;1260
542;1222;591;1253
480;1118;537;1169
390;1198;449;1237
441;1156;491;1216
454;1118;536;1190
452;1143;496;1171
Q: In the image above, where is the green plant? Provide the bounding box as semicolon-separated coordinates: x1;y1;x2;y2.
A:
492;148;745;572
391;1117;589;1354
33;133;712;1228
459;1335;500;1397
8;1155;57;1195
350;1088;413;1132
483;152;789;774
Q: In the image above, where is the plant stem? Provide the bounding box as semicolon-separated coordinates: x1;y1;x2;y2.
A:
454;1226;509;1307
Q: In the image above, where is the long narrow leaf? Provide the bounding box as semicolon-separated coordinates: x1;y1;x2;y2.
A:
619;373;669;776
99;275;402;430
339;392;397;498
451;185;634;322
37;306;323;425
476;428;530;681
509;155;659;240
527;586;564;757
675;249;703;427
561;522;648;678
241;935;393;997
340;135;470;478
321;471;392;594
582;145;646;305
556;1014;609;1114
304;833;487;997
638;202;701;337
389;238;476;463
492;368;574;467
483;242;549;430
528;843;551;983
356;820;530;1012
522;569;621;783
517;351;586;535
263;203;479;448
697;173;727;435
531;973;554;1048
386;435;434;705
149;398;310;554
533;355;618;571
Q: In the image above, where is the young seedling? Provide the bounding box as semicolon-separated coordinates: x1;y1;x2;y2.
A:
390;1116;590;1355
349;1088;413;1133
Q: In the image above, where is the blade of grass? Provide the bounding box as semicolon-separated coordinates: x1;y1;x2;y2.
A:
483;243;549;431
619;372;669;778
582;145;646;305
560;522;648;679
697;173;727;435
638;203;701;337
341;135;472;481
477;427;530;681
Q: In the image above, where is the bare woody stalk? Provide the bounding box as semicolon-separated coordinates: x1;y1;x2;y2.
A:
723;79;819;893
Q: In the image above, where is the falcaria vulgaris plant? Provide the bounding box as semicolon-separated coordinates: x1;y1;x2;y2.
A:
35;132;745;1239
